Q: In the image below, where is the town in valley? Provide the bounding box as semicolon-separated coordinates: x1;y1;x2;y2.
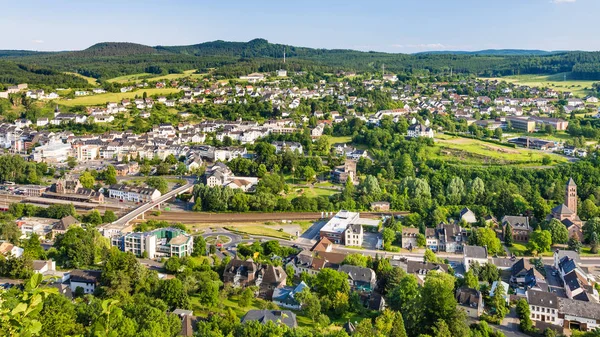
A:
2;1;600;337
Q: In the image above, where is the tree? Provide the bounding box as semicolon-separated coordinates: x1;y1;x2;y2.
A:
103;165;117;185
296;289;321;321
490;283;509;320
239;287;254;308
527;230;552;254
192;235;206;256
160;278;190;309
39;294;84;337
22;234;46;260
516;298;534;333
580;199;598;220
0;273;58;336
399;153;414;178
547;219;569;244
146;176;169;194
342;253;369;268
67;156;77;169
416;233;426;248
84;209;103;225
568;237;582;253
424;249;440;263
313;268;350;300
79;171;96;189
382;228;396;249
504;224;513;247
421;272;468;337
446;176;465;205
332;291;349;317
494;127;503;140
362;175;382;198
102;210;117;223
583;217;600;243
469;227;502;255
464;271;479;289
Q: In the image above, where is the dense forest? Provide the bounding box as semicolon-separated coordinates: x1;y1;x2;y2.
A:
3;39;600;84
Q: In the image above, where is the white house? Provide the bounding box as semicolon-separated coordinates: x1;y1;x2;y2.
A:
463;245;488;272
68;270;101;294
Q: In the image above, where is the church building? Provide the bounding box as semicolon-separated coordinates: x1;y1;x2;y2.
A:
548;178;583;241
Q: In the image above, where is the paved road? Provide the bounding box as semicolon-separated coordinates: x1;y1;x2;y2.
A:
104;183;194;230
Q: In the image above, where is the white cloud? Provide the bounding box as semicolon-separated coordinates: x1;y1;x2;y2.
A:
551;0;575;3
32;39;44;44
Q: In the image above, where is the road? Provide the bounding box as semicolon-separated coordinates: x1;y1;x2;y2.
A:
104;183;194;230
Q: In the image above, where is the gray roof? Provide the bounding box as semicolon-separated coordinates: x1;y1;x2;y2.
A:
527;290;558;309
554;250;580;264
501;215;530;230
567;177;577;187
338;265;376;284
558;297;600;320
241;310;297;328
464;245;488;259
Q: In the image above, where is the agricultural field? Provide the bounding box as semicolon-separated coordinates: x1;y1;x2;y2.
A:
107;69;204;84
285;185;340;200
480;72;597;97
56;88;180;106
65;72;99;86
430;134;568;166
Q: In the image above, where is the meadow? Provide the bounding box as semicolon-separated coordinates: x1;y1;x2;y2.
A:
107;69;205;84
56;88;180;106
430;134;567;166
481;72;597;97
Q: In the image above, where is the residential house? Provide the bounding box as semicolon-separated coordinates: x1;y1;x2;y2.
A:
370;201;390;211
527;290;560;326
331;159;357;184
401;227;419;249
407;123;434;138
463;245;488;272
459;207;477;224
0;241;24;258
68;269;101;294
272;281;309;310
223;258;287;300
241;310;297;329
338;265;377;293
406;260;449;285
456;287;483;318
52;216;81;238
501;215;532;242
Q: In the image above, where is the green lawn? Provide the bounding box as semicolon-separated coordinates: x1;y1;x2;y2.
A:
285;186;340;200
431;135;567;166
57;88;180;106
224;225;294;240
328;135;353;144
107;69;205;84
107;73;153;84
65;72;99;86
190;293;371;329
479;72;597;97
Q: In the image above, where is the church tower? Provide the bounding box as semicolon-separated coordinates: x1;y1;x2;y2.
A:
566;177;577;213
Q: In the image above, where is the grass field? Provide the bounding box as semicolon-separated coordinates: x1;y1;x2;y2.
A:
224;225;294;240
328;135;353;144
57;88;180;106
480;72;597;97
190;293;371;329
431;134;567;166
65;72;99;86
285;186;340;200
107;69;204;84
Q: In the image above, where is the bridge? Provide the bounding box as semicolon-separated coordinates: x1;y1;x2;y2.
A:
100;182;194;235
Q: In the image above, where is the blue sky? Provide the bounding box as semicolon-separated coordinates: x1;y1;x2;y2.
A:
1;0;597;53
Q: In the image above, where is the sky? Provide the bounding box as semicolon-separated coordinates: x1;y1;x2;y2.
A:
1;0;598;53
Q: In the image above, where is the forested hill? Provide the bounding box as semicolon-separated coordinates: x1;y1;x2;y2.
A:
2;38;600;83
73;42;164;57
413;49;561;56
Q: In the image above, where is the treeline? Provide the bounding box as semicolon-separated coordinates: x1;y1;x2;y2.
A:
0;61;89;90
6;38;600;86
